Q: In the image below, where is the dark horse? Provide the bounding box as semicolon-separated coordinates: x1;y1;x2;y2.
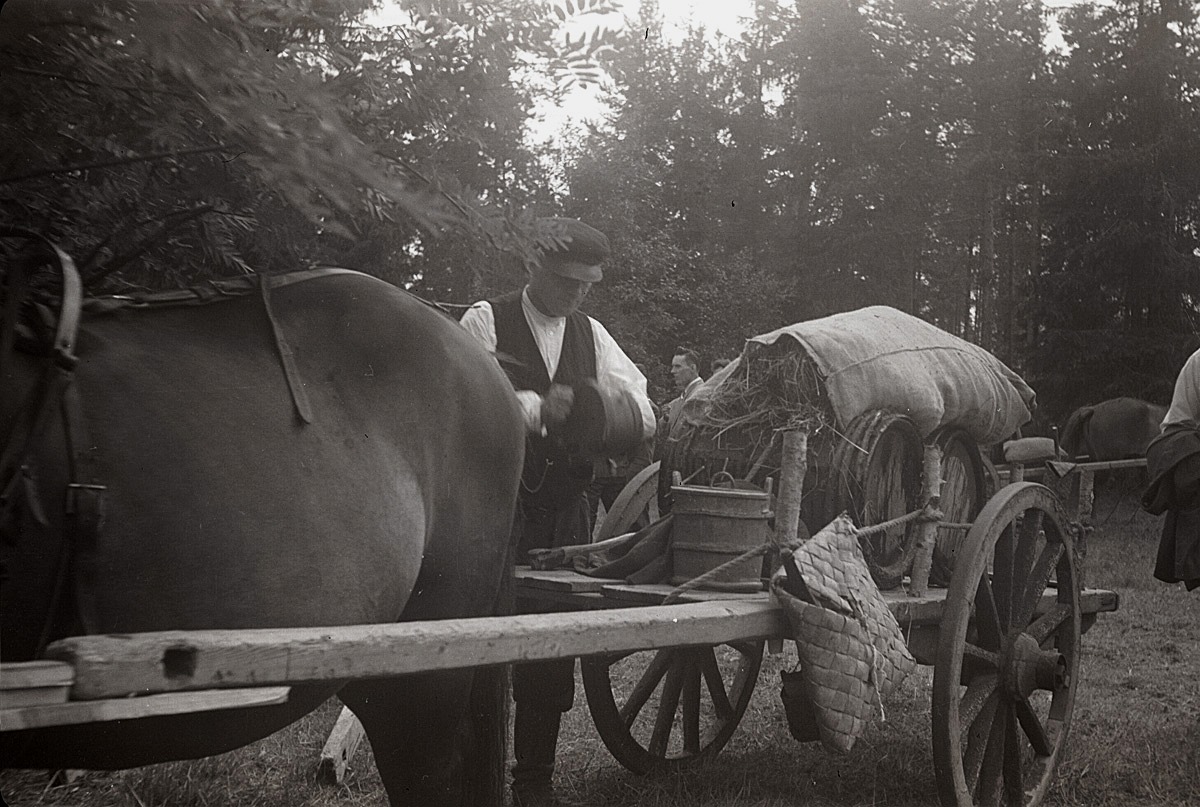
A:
1059;396;1167;461
1;239;524;806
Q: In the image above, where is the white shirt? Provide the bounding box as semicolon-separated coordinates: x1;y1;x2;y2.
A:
460;289;656;439
1163;347;1200;428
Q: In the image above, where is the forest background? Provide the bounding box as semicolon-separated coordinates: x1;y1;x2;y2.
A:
2;0;1198;426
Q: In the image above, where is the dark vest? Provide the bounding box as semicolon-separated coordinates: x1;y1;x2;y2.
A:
490;290;596;512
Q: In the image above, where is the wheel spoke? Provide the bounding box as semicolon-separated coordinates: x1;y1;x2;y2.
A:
974;701;1009;805
975;574;1004;650
1014;540;1064;629
681;656;701;755
962;642;1001;679
959;673;1000;734
992;521;1016;630
1027;602;1072;646
728;640;759;658
1011;510;1044;612
699;649;734;720
963;690;1000;794
1015;697;1053;757
1003;704;1025;805
619;649;675;727
648;661;686;756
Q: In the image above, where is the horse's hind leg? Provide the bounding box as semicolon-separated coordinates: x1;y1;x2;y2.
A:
340;668;502;807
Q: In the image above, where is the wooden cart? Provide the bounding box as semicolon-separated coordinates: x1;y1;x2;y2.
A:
512;427;1121;807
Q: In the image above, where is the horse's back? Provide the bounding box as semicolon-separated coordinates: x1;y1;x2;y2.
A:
1062;396;1165;461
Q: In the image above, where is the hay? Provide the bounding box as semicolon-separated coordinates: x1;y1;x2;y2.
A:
687;340;836;449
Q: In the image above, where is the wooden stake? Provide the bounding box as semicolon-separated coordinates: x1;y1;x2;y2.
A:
317;705;365;786
908;443;943;598
774;428;809;549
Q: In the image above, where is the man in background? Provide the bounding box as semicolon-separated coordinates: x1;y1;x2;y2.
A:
663;348;702;435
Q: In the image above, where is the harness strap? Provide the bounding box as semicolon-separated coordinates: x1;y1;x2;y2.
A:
92;265;363;311
60;381;105;636
260;274;315;424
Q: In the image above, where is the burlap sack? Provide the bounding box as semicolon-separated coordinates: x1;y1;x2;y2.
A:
771;514;916;754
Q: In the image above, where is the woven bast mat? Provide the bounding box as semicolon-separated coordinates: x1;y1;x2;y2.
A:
771;514;916;754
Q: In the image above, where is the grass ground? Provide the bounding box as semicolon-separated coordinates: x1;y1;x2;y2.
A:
2;487;1197;806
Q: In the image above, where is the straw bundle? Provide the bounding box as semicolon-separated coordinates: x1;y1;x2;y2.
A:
694;340;834;436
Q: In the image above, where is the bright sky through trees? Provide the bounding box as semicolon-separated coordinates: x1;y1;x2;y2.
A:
365;1;755;142
528;0;754;142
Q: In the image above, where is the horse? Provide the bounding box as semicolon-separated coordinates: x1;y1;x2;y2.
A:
1059;396;1168;462
1;242;525;806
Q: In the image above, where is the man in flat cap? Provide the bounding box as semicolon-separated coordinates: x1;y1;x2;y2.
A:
460;217;655;807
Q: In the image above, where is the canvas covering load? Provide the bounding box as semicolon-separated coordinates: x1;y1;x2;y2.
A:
681;306;1034;445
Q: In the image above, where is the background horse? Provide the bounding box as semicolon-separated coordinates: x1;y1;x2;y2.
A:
1;260;525;807
1059;396;1168;462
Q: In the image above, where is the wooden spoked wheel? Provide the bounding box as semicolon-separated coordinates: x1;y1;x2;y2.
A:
596;461;661;541
931;428;988;586
827;410;924;589
932;483;1081;807
580;640;764;774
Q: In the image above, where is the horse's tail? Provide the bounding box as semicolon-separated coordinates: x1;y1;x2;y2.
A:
1060;406;1093;460
462;663;509;807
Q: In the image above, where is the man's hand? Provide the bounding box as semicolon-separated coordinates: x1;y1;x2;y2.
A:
541;383;574;427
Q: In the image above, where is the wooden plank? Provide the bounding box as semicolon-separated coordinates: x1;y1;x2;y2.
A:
46;601;792;700
1;661;74;689
1;661;75;708
317;705;365;786
1;687;290;731
513;568;610;593
40;583;1122;703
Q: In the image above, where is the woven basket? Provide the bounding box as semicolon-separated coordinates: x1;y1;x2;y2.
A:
771;514;916;754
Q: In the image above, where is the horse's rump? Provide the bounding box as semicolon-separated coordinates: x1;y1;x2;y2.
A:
1;267;523;801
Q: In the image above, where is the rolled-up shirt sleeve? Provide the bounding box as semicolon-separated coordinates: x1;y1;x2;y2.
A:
590;319;656;440
460;301;544;434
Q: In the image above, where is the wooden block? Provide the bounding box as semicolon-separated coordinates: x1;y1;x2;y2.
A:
317;705;365;786
1;661;74;708
1;686;290;731
514;568;610;593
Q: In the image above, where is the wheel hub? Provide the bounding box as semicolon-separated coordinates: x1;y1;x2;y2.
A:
1001;631;1067;699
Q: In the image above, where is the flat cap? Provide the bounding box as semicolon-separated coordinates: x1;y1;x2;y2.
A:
536;217;609;282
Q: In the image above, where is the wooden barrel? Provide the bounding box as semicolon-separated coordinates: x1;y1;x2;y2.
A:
669;485;772;587
818;410;924;590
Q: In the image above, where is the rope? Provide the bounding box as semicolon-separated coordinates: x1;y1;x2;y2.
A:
850;503;941;538
661;533;809;605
